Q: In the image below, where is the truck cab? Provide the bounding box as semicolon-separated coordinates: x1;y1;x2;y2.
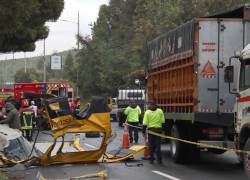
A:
225;44;250;178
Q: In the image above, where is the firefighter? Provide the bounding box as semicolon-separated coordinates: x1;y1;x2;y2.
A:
143;101;165;164
0;102;20;130
124;101;141;144
19;99;35;141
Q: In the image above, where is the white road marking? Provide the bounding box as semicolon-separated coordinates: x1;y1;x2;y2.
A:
152;170;181;180
84;143;97;149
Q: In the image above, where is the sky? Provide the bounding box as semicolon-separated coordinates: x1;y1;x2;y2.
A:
0;0;109;60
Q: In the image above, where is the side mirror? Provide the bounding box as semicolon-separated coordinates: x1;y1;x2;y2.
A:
224;66;234;83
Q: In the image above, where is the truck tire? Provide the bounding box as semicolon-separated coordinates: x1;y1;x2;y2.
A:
170;125;186;163
243;138;250;178
187;127;200;163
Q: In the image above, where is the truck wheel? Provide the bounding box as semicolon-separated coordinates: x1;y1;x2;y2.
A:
187;127;200;163
170;125;186;163
243;138;250;178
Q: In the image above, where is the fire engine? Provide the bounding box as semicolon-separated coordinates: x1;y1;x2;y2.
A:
0;88;14;100
14;82;74;104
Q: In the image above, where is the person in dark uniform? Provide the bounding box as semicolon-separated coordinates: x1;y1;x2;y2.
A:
143;101;165;164
0;102;20;130
124;101;141;144
19;99;35;141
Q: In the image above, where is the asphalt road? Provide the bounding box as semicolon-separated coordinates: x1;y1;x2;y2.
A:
2;122;248;180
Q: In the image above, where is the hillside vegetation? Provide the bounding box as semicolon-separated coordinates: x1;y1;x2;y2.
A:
0;50;76;86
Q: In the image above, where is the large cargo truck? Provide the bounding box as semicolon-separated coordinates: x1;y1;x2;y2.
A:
147;5;250;163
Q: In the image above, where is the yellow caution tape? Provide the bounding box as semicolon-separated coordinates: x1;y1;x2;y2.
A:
124;123;250;155
102;145;145;163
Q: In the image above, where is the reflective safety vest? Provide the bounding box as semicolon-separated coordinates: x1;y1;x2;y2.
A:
20;110;35;130
143;108;165;128
124;106;141;123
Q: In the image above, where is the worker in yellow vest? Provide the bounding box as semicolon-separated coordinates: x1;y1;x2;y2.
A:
124;101;141;144
143;100;165;164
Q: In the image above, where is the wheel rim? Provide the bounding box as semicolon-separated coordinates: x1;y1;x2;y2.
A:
171;140;177;156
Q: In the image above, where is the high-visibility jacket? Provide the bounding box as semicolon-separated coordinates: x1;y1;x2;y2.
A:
20;109;35;130
124;106;141;123
143;108;165;128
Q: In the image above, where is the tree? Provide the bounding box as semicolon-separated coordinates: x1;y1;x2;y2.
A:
76;0;249;98
14;68;41;83
0;0;64;52
64;51;77;82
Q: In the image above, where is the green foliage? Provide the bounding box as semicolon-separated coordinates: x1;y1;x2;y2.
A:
1;50;76;85
14;68;42;83
0;0;64;52
76;0;248;99
64;51;77;82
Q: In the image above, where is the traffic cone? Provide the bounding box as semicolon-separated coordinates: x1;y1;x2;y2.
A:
143;137;150;160
122;124;130;149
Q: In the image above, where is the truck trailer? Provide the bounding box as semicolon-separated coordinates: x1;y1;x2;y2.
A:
147;5;250;163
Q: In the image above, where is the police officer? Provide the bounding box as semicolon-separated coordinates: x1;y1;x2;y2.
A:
124;101;141;144
143;101;165;164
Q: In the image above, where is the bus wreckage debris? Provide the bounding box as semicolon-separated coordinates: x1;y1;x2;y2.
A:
0;94;145;167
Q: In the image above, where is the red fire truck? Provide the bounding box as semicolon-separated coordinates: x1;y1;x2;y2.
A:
0;88;14;101
14;82;74;104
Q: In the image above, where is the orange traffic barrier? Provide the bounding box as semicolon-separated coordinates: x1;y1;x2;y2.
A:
122;124;130;149
143;137;150;160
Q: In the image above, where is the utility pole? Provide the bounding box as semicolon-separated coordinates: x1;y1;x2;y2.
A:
76;11;80;97
43;38;46;82
77;11;80;50
24;52;27;73
59;13;80;96
12;52;15;84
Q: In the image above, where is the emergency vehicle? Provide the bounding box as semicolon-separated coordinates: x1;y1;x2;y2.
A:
0;88;14;100
14;82;74;104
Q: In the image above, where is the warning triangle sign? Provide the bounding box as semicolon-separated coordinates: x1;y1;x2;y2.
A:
201;61;216;78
